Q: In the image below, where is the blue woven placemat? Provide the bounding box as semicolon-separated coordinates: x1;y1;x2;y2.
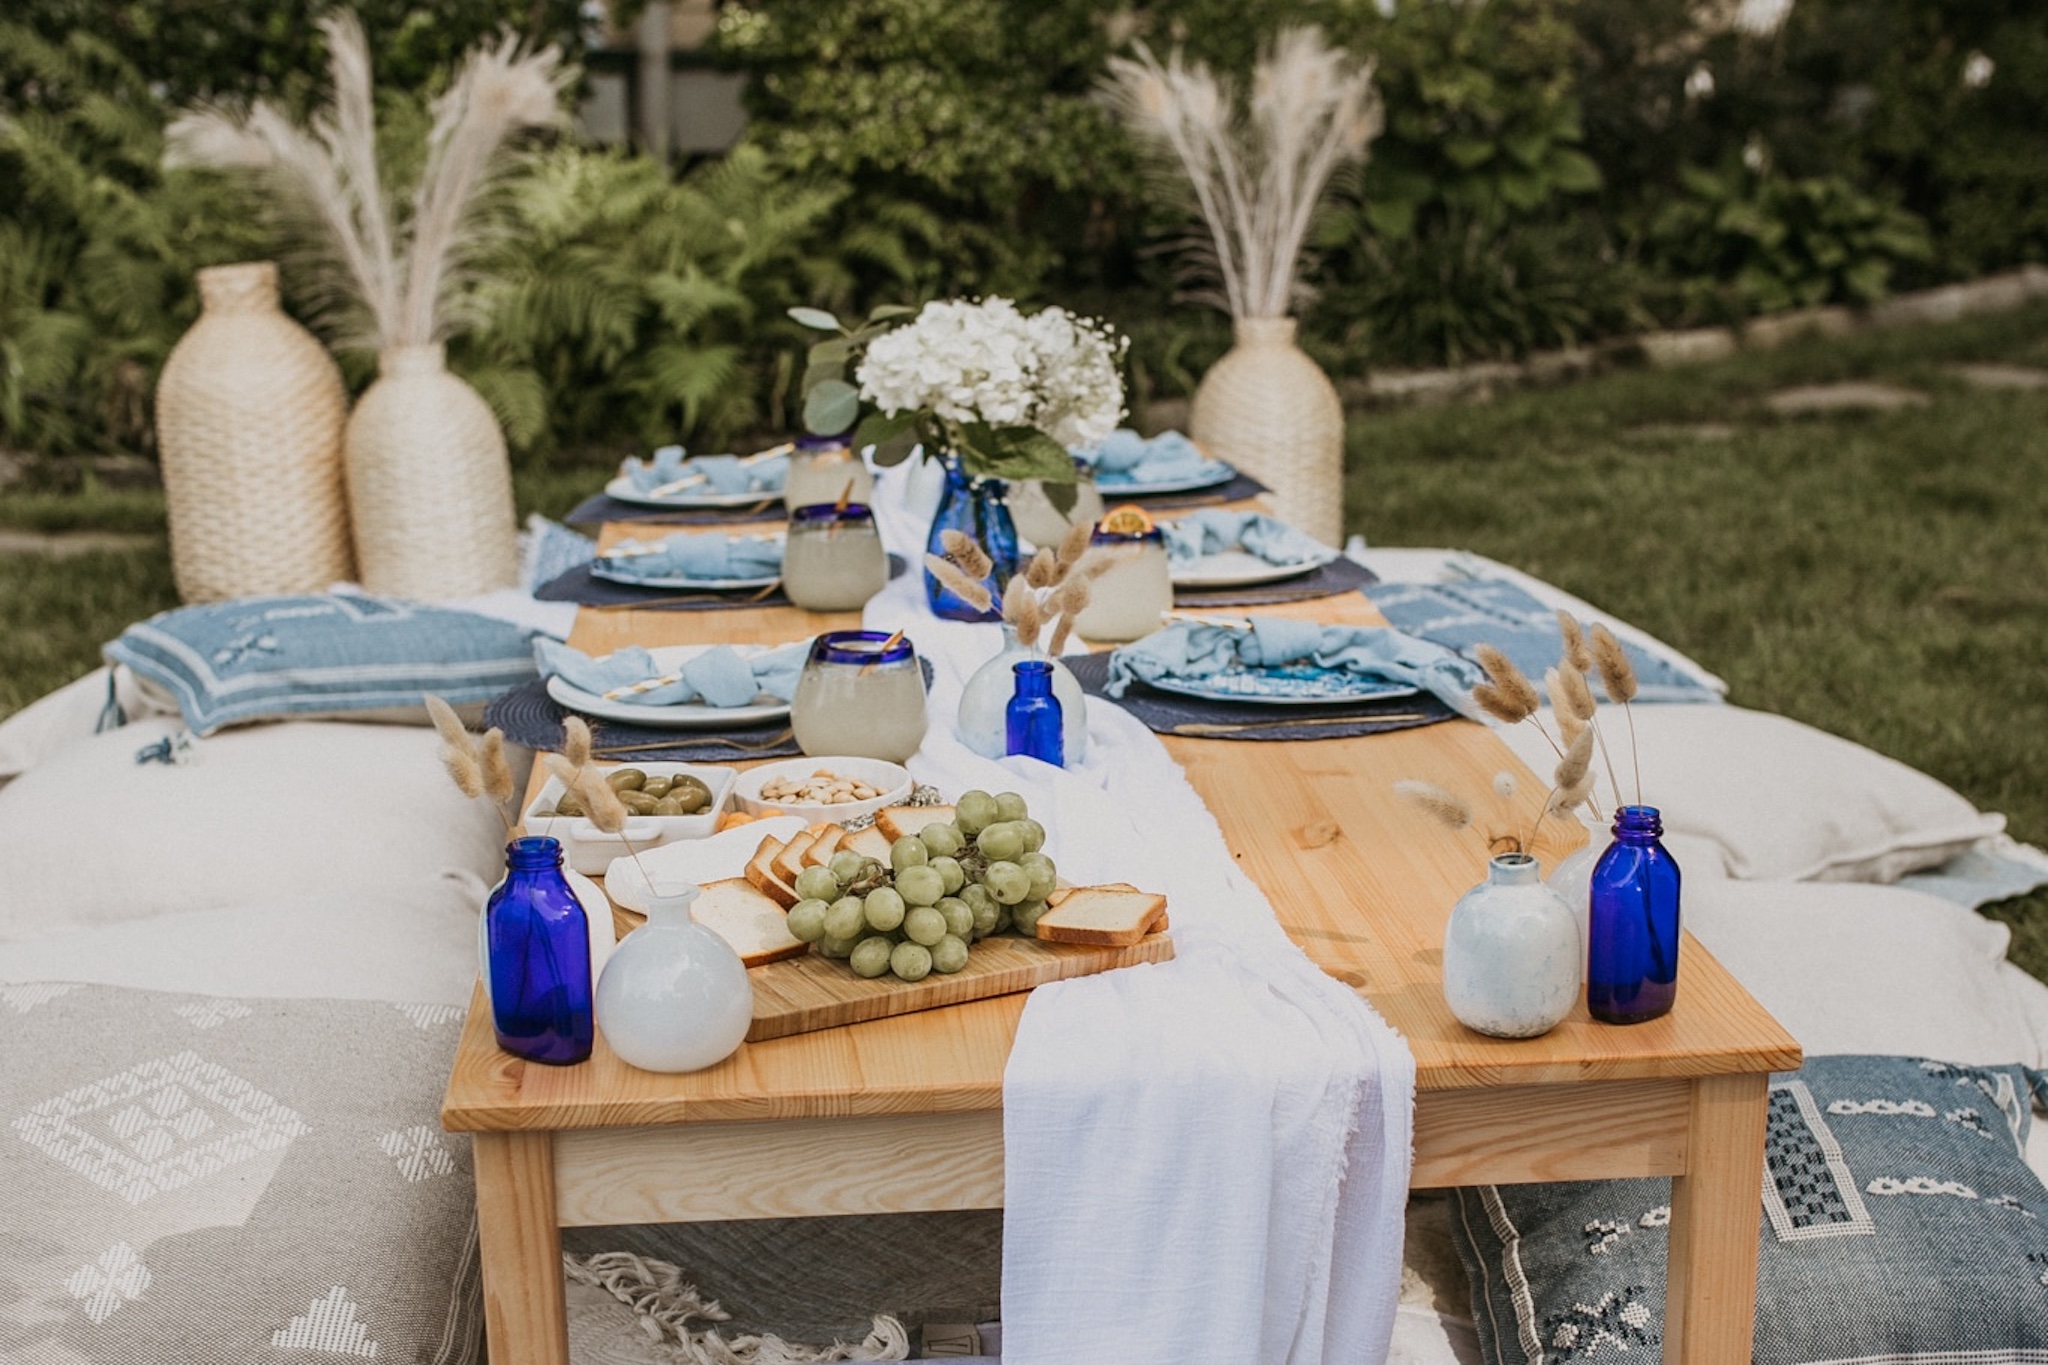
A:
565;492;784;528
1063;650;1457;742
484;679;802;762
1171;554;1378;609
534;555;906;613
1100;470;1268;510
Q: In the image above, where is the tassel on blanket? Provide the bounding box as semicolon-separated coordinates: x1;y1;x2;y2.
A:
563;1252;910;1364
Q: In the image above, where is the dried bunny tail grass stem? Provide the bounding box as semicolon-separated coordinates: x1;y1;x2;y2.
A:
424;693;473;751
1471;682;1533;728
577;768;630;835
1557;611;1593;674
480;729;515;805
924;554;993;614
1395;780;1472;832
1553;726;1595;795
939;530;993;581
1003;577;1045;650
1056;520;1094;573
439;737;485;799
1474;645;1541;720
1024;548;1059;590
1589;624;1642;805
562;716;593;769
541;752;581;788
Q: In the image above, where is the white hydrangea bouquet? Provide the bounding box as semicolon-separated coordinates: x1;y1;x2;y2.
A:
791;296;1127;513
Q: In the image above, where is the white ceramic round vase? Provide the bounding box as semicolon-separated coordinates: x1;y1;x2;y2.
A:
1442;852;1582;1039
956;625;1088;763
594;883;753;1073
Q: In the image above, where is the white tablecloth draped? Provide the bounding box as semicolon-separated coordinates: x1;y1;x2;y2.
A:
860;464;1416;1365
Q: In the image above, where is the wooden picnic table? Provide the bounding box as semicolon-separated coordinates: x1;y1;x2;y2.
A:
443;513;1800;1365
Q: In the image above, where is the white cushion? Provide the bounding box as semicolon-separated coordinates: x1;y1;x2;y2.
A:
0;716;506;941
1685;878;2043;1068
1493;703;2003;883
0;665;173;782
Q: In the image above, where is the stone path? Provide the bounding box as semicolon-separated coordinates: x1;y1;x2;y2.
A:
1764;382;1931;415
0;530;159;558
1944;363;2048;390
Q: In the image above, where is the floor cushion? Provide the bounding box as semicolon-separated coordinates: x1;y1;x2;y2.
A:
1;984;479;1364
1493;704;2005;885
0;717;506;942
1451;1054;2048;1364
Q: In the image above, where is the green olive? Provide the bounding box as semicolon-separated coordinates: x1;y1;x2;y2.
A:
640;775;674;800
606;767;648;792
653;795;690;816
666;775;712;814
617;789;660;814
553;789;586;817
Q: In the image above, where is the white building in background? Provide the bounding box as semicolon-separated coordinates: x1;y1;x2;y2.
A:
576;0;748;158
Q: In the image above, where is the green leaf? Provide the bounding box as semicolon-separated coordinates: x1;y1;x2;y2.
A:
807;337;854;367
788;306;844;332
854;409;922;466
869;431;920;466
1443;136;1496;171
866;303;916;322
959;425;1077;484
803;378;861;435
1044;481;1079;516
1548;149;1603;194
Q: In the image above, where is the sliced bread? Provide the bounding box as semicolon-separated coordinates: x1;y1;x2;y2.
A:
801;825;848;868
744;833;800;909
770;826;824;888
837;825;893;863
692;877;808;967
1035;885;1169;947
875;804;958;843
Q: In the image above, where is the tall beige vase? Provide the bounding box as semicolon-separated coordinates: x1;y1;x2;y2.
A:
1188;316;1346;547
343;343;518;598
154;262;353;601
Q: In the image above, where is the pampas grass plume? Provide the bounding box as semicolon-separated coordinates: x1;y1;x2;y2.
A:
1590;624;1639;704
1395;780;1472;832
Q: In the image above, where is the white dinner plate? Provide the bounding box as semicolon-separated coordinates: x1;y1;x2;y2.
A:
545;643;795;730
604;474;786;510
589;565;783;590
1170;548;1334;589
1093;459;1238;496
1145;663;1419;707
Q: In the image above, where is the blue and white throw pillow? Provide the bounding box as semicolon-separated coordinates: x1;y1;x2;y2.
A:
1364;578;1721;704
1452;1054;2048;1362
105;594;540;735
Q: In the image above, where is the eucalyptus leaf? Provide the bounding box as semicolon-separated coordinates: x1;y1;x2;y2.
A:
803;379;861;436
870;431;920;467
1044;480;1079;516
866;304;916;322
807;337;854;366
789;306;844;332
962;425;1078;484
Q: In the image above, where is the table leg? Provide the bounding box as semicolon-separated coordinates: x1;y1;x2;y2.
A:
1664;1072;1768;1364
474;1131;569;1365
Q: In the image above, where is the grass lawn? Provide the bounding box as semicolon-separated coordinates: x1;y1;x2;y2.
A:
4;302;2045;966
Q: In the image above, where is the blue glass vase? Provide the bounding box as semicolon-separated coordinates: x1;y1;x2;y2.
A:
1006;659;1064;766
485;836;594;1064
925;454;1018;622
1587;805;1681;1024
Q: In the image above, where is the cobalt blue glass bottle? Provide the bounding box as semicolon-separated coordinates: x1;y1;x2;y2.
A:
485;836;594;1064
925;454;1019;622
1006;659;1064;766
1586;805;1681;1024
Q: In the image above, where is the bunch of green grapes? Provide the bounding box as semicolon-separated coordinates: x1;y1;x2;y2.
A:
780;789;1060;982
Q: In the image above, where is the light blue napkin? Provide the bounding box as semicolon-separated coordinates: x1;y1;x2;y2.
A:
1160;509;1330;567
623;446;790;497
594;531;785;583
535;638;809;708
1104;616;1489;721
1076;429;1214;484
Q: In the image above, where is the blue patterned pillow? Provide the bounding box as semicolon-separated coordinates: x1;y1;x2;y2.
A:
1363;578;1721;704
1451;1054;2048;1362
105;594;539;735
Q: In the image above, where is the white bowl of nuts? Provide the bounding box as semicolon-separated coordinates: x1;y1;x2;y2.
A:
731;756;914;826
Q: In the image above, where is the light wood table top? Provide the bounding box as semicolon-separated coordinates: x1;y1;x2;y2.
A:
444;517;1799;1132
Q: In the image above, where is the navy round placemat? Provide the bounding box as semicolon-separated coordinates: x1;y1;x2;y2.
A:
1171;554;1379;609
1062;650;1457;742
484;679;802;762
534;555;907;612
1101;470;1268;510
565;492;784;528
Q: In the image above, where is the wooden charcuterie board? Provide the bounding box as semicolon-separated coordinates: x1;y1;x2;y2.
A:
741;931;1174;1041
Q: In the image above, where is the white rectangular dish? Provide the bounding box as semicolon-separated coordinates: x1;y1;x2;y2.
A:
521;761;739;875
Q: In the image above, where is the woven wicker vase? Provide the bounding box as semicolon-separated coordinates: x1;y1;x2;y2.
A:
343;342;518;598
1188;316;1345;546
154;262;352;601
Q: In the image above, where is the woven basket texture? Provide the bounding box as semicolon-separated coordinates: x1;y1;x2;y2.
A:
154;262;353;602
1188;316;1345;546
344;343;518;599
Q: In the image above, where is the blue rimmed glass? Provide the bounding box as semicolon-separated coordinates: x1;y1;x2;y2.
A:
1587;804;1682;1024
786;434;873;508
925;455;1019;622
485;836;594;1064
782;501;886;612
1071;519;1173;643
792;629;928;761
